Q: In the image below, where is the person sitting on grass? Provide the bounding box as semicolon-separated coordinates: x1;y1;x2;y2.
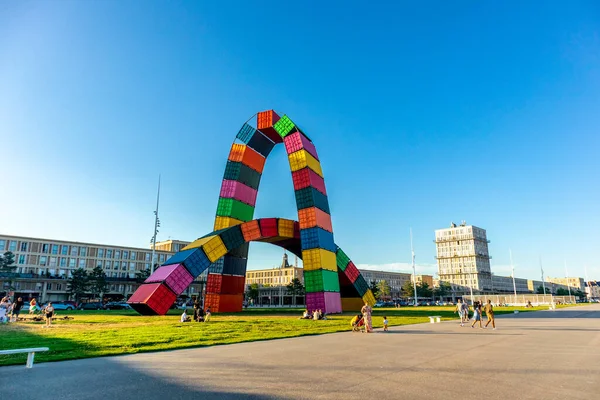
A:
300;309;311;319
204;307;211;322
196;307;205;322
318;309;327;320
180;310;190;322
313;309;320;320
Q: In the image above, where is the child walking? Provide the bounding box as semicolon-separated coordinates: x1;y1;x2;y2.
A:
383;316;389;331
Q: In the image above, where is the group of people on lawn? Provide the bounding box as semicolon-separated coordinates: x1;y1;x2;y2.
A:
300;309;328;320
180;299;211;322
0;296;55;327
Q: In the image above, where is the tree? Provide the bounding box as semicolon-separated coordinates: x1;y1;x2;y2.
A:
376;280;391;300
556;288;570;296
135;268;151;283
246;283;259;304
402;280;415;298
417;282;433;298
369;280;380;299
0;251;17;292
89;266;109;300
573;289;586;299
433;282;452;299
286;278;304;306
0;251;17;273
536;285;547;294
67;268;89;302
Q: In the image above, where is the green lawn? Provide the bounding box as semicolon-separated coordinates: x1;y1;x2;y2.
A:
0;305;562;366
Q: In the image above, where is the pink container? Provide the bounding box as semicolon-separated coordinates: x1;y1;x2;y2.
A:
324;292;342;314
219;180;258;206
145;263;194;295
306;291;342;314
284;131;319;161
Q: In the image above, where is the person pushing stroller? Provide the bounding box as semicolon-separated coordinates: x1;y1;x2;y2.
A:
350;314;364;332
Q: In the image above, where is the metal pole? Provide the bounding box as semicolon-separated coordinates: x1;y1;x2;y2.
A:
150;175;161;274
584;264;589;301
540;256;546;295
510;249;517;302
564;260;572;299
410;228;417;306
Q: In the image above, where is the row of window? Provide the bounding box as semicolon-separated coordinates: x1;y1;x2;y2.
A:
12;253;166;268
0;239;168;262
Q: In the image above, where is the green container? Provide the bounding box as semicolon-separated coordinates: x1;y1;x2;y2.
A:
336;248;350;271
216;198;254;222
304;269;340;292
274;115;295;138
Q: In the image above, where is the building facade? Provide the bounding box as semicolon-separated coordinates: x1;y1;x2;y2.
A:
491;275;529;293
0;235;203;302
585;281;600;300
435;222;492;294
245;254;304;287
546;277;585;292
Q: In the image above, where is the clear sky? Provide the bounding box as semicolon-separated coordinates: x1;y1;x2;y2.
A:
1;1;599;280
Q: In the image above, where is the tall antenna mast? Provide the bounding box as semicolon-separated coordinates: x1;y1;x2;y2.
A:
539;256;546;295
150;174;161;274
410;228;417;307
510;249;517;299
564;260;572;298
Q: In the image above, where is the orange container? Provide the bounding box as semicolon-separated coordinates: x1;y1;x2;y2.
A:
298;207;332;232
241;220;261;241
241;146;266;173
256;110;282;143
228;144;245;162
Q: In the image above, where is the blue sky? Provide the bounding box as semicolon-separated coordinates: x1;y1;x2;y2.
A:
1;1;599;280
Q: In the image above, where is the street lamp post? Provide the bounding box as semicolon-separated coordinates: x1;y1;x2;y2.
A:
150;175;161;274
510;249;517;302
410;228;417;306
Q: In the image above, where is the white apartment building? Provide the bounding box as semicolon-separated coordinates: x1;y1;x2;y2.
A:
435;222;492;294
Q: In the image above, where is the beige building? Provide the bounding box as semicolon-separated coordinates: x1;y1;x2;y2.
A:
491;275;529;293
435;222;492;294
245;253;303;287
412;274;434;287
546;277;585;292
585;281;600;299
0;234;201;302
357;269;412;298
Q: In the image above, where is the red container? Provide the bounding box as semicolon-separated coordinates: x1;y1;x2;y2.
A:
204;293;244;313
220;180;258;206
291;168;327;195
241;220;261;241
206;273;224;294
284;131;319;160
256;110;282;143
128;283;176;315
221;275;246;294
259;218;278;238
144;263;193;295
344;261;360;283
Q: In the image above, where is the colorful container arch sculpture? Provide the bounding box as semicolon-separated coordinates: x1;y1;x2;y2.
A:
128;110;376;315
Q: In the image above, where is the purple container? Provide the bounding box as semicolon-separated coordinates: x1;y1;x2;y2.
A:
284;131;319;161
220;179;258;206
145;263;194;295
306;291;341;314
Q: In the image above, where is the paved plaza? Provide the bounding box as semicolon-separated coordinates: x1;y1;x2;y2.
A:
1;305;599;399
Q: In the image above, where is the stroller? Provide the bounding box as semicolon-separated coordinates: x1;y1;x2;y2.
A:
351;314;364;332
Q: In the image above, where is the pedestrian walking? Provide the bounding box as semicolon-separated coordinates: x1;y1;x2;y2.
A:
10;297;24;322
455;299;465;326
484;300;496;330
383;316;389;332
471;301;483;329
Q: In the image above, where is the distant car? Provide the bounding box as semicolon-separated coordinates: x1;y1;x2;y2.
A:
374;302;385;308
41;301;75;311
78;302;105;310
104;302;131;310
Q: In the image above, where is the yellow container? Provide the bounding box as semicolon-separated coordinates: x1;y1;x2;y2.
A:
341;297;364;311
362;290;376;306
214;216;243;231
183;235;215;250
278;219;295;238
202;236;228;262
288;149;323;177
301;249;337;272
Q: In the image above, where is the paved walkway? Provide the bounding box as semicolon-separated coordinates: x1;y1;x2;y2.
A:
2;305;599;399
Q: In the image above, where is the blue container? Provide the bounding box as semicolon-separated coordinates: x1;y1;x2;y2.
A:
182;248;212;278
209;257;224;274
229;242;250;258
222;255;247;276
294;187;330;214
248;130;275;157
236;123;256;144
219;225;245;252
163;249;196;266
300;227;336;252
354;274;369;297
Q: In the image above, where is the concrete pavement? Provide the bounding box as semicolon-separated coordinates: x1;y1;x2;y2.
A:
1;305;599;400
